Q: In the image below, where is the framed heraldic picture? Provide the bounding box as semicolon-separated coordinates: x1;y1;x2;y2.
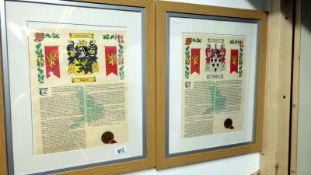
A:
156;1;267;169
0;0;155;174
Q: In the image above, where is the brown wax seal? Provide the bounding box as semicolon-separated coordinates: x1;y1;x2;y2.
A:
101;131;117;144
224;118;234;129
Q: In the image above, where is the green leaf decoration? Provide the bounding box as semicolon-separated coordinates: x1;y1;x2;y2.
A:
38;69;44;74
44;32;60;39
35;40;45;84
191;38;202;43
239;48;243;77
184;46;191;79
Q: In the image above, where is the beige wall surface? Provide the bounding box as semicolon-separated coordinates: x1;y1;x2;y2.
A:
159;0;264;10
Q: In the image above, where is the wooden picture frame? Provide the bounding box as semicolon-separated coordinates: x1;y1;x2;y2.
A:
156;1;267;169
0;0;155;174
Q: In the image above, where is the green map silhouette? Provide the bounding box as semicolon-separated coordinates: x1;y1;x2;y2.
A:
206;84;227;114
70;90;104;129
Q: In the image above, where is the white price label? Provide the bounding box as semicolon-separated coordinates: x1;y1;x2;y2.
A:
115;146;127;155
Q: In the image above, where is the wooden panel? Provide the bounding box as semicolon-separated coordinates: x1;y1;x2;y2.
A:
156;1;268;169
260;0;294;174
157;1;267;19
290;0;301;174
0;0;156;175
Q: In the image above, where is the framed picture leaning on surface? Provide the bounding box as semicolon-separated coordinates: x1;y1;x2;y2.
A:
156;1;267;169
0;0;155;174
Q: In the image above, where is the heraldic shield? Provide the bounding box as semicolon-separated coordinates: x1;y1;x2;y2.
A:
67;39;99;76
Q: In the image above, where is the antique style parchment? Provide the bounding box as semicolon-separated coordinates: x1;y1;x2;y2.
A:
28;28;128;154
181;33;246;138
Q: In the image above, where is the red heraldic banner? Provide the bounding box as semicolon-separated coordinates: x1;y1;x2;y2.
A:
105;46;118;75
191;48;200;74
230;49;239;74
44;46;60;78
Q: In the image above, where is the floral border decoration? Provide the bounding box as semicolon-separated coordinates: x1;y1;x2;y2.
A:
230;39;244;77
184;38;202;79
34;33;60;84
102;34;125;80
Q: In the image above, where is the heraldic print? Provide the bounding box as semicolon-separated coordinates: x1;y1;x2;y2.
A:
102;34;125;80
205;39;226;73
67;38;99;77
229;39;244;77
34;32;60;84
184;37;202;79
184;36;244;79
33;32;126;85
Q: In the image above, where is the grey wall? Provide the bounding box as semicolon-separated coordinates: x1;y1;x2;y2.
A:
297;0;311;174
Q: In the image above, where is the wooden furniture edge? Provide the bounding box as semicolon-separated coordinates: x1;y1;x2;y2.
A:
290;0;301;174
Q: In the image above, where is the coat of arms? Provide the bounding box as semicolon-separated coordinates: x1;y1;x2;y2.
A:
205;43;226;72
67;39;99;79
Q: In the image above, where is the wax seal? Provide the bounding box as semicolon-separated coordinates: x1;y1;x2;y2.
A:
224;118;234;129
101;131;117;144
